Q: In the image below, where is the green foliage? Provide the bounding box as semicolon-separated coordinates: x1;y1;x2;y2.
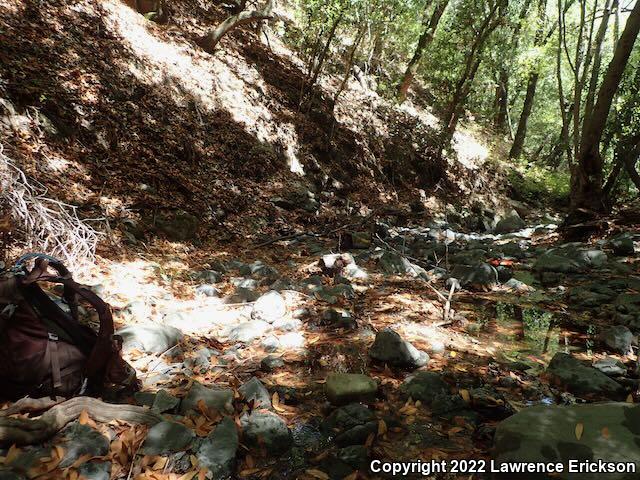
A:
506;158;570;203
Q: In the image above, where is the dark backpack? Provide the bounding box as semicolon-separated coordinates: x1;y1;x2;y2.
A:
0;254;139;400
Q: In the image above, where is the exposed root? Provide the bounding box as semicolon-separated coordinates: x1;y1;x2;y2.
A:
0;397;161;446
0;144;99;271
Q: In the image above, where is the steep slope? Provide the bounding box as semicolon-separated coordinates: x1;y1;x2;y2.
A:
0;0;508;251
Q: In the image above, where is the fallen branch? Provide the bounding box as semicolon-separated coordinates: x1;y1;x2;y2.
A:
0;397;161;446
0;397;65;418
199;0;275;53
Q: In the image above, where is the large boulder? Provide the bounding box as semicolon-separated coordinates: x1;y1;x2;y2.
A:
325;373;378;405
494;210;525;234
546;353;625;398
493;403;640;479
369;329;429;370
600;325;635;355
534;253;582;273
117;324;183;354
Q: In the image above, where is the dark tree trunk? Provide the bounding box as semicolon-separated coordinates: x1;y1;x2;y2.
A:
397;0;450;103
570;0;640;212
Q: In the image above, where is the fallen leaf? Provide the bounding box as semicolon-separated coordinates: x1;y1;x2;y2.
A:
305;469;329;480
459;389;470;403
377;420;387;436
627;394;634;403
601;427;610;439
575;422;584;440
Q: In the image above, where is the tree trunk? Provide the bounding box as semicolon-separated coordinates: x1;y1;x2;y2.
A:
397;0;450;103
571;0;640;211
200;0;275;53
508;0;548;158
441;0;506;145
493;67;509;131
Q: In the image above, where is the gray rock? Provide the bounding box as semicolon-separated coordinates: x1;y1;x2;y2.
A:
77;462;110;480
336;445;369;470
155;210;199;241
195;269;223;283
378;252;425;277
400;371;450;404
195;284;219;297
239;377;272;409
117;324;183;354
278;332;305;350
261;355;285;372
141;421;195;455
228;320;271;343
369;328;429;370
179;382;233;415
59;422;110;468
325;373;377;405
251;291;287;323
494;210;525;234
272;317;302;331
450;263;498;289
240;411;292;454
493;403;640;479
228;286;260;303
610;234;635;256
546;353;625;398
152;389;180;413
534;253;582;273
196;417;238;478
600;325;635;354
261;335;280;352
343;263;369;281
593;357;626;376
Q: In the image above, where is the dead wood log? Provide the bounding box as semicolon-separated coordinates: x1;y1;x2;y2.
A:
0;397;162;446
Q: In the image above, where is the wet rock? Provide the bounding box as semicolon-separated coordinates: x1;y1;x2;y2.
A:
546;353;624;398
593;357;626;376
251;291;287;323
196;417;238;478
179;382;233;415
493;403;640;479
324;403;375;432
240;411;292;454
609;233;635;256
430;393;468;416
325;373;378;405
117;324;184;354
239;377;272;409
155;209;199;241
469;386;514;419
141;421;195;455
400;372;449;404
59;422;110;468
261;355;285;371
369;328;429;370
228;320;271;343
450;263;498;289
195;284;219;297
599;325;634;355
494;210;525;234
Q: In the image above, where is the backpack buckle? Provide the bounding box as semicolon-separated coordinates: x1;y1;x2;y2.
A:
48;333;59;342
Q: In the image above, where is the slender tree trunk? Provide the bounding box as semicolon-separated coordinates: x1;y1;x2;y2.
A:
509;0;548;158
200;0;275;53
442;0;506;145
494;67;509;131
570;0;640;211
397;0;450;103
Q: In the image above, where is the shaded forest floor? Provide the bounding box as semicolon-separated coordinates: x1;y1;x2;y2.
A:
2;1;640;480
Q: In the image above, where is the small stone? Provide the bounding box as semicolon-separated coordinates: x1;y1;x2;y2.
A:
141;421;195;455
239;377;272;409
152;389;180;413
323;308;357;329
278;332;305;350
593;357;626;376
400;371;449;404
195;284;219;297
228;320;271;343
77;462;111;480
494;210;525;233
179;383;233;415
261;355;285;371
59;423;110;468
325;373;378;405
240;411;292;454
117;324;184;354
600;325;635;355
610;234;635;256
196;417;238;478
